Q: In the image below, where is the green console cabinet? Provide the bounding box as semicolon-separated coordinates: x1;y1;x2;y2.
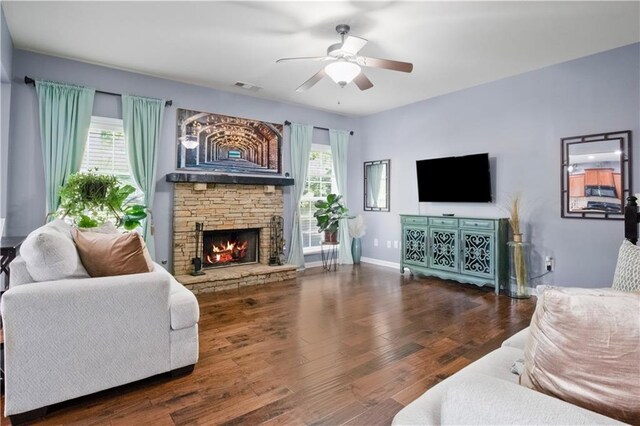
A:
400;215;508;294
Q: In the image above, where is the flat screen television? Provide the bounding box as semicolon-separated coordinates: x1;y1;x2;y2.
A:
416;153;492;202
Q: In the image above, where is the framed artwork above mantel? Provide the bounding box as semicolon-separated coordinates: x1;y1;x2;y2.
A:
176;109;283;175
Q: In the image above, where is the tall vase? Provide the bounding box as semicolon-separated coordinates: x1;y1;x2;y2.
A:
351;238;362;264
507;233;530;299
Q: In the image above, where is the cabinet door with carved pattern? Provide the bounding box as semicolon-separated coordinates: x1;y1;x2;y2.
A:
460;230;495;279
403;227;428;266
428;228;458;272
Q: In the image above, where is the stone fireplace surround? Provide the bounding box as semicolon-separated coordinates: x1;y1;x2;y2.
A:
168;174;296;294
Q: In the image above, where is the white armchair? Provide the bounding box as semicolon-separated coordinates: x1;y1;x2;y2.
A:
1;258;199;424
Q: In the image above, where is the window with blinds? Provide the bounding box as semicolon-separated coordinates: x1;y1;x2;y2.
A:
300;144;337;252
80;116;140;195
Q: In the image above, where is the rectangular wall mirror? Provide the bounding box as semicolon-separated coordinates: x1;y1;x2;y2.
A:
364;159;390;212
561;130;632;220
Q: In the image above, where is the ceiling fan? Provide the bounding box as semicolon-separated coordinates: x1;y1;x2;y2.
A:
276;24;413;92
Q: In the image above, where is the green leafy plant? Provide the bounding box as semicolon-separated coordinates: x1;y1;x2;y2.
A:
57;170;147;230
313;193;353;234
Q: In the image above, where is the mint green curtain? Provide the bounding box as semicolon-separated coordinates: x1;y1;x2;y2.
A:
35;80;95;219
286;123;313;269
330;129;353;264
122;94;165;259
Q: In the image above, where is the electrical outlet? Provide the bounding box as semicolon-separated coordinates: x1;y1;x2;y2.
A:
374;238;379;247
545;256;554;272
393;240;399;249
386;240;391;248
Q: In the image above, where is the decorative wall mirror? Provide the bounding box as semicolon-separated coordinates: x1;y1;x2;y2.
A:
364;159;390;212
561;130;632;220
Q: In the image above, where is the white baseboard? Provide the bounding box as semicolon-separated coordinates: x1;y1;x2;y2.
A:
304;258;402;271
304;260;324;269
361;257;402;270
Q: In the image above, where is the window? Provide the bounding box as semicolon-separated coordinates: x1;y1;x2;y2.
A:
301;144;336;253
80;116;140;196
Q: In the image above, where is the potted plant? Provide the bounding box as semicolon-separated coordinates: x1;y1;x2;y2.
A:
57;170;147;230
313;193;352;243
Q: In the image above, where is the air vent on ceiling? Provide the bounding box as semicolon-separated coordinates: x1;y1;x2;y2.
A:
234;81;261;92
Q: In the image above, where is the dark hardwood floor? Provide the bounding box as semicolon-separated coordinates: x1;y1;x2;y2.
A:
1;264;535;425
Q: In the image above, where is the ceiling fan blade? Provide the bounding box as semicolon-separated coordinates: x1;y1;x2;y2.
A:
353;73;374;91
341;35;368;55
296;68;326;92
276;56;329;63
358;56;413;73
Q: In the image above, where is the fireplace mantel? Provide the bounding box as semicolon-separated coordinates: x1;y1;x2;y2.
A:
166;172;294;186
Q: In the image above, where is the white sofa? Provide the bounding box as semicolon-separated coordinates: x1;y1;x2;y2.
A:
392;327;621;425
1;256;199;423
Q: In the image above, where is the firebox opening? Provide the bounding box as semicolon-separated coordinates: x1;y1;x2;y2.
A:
202;228;259;269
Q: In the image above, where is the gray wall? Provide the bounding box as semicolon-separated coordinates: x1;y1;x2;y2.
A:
357;43;640;287
6;49;360;267
1;5;12;82
0;5;13;224
5;43;639;285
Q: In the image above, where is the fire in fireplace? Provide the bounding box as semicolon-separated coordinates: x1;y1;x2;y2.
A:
202;228;259;268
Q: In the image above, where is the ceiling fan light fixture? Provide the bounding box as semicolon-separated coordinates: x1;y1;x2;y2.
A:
325;61;361;87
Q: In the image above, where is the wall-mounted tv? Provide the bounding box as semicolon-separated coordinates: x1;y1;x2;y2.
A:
416;153;492;202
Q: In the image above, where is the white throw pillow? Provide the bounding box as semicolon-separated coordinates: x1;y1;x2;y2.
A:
612;240;640;292
20;220;89;281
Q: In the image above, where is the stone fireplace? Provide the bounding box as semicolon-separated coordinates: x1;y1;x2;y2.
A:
168;173;296;294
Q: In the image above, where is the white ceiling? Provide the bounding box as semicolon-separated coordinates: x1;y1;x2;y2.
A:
3;1;639;116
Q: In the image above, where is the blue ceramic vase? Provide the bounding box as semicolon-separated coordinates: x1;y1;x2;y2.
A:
351;238;362;264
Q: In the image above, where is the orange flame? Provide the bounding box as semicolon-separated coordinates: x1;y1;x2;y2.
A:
206;240;248;264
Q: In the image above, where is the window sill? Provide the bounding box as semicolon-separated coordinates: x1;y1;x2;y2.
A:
303;247;323;256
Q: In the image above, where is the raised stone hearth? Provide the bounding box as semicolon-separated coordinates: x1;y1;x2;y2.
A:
175;263;296;294
171;180;296;293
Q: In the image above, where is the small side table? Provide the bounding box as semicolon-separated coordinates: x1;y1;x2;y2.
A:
1;236;26;292
320;241;339;271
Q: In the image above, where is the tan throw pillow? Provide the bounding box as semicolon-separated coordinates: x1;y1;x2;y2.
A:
138;234;155;272
73;230;153;277
612;240;640;292
521;287;640;424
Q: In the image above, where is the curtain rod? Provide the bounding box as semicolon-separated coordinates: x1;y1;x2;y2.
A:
284;120;354;136
24;76;173;107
